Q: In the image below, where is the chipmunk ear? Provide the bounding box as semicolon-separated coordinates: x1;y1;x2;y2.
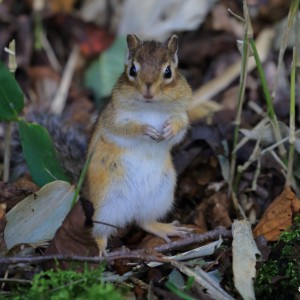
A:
127;34;141;52
126;34;141;64
166;35;178;66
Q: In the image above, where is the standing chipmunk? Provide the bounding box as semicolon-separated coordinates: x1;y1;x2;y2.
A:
84;34;192;255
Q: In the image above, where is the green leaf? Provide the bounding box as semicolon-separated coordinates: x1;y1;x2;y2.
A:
84;37;127;107
0;61;24;121
18;120;70;186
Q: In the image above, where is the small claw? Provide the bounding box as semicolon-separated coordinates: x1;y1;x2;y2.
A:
141;221;193;243
161;234;171;243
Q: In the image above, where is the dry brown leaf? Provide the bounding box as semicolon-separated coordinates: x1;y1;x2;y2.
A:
253;186;300;241
45;198;99;269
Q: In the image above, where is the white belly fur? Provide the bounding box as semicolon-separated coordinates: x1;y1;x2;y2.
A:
92;148;176;237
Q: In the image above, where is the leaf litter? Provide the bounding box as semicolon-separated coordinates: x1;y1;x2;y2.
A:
0;0;299;299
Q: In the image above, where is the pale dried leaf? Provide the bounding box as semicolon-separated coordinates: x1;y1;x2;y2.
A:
171;260;235;300
4;181;75;250
147;238;222;268
232;219;260;300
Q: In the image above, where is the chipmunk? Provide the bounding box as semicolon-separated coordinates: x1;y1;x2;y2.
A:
84;34;192;255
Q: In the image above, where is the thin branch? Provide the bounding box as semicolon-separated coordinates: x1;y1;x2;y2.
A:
0;253;170;265
0;227;232;265
51;45;80;115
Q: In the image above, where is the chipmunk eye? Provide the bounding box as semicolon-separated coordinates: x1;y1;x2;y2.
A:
164;66;172;79
129;64;137;77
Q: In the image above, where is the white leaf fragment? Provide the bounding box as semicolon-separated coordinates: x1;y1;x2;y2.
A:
232;219;261;300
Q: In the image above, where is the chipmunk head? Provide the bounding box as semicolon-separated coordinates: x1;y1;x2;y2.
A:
125;34;179;102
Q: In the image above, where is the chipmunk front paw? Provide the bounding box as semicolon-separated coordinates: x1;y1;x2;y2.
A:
162;118;177;140
144;125;162;142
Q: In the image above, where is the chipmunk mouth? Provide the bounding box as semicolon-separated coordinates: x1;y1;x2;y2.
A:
143;94;154;100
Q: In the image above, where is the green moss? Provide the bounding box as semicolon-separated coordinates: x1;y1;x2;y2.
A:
5;265;126;300
254;215;300;299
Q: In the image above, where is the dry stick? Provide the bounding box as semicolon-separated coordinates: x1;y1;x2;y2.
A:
40;31;61;72
51;45;80;115
0;253;170;265
0;227;232;265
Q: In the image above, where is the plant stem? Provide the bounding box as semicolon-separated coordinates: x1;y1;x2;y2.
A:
71;153;91;207
3;123;13;182
286;47;297;186
229;1;251;194
250;39;286;159
3;40;17;182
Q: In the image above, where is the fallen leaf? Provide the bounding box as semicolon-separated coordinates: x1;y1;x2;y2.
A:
4;181;75;250
45;198;99;269
232;219;260;300
253;186;300;241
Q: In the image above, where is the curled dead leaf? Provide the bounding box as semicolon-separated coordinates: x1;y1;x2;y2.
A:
253;186;300;241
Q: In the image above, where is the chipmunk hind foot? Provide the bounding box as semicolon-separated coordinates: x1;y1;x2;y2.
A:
95;236;108;256
140;221;192;243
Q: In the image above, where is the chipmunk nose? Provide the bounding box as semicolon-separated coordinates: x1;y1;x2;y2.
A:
143;82;153;99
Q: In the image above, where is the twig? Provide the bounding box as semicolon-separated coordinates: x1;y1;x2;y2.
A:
51;45;80;115
40;31;61;72
0;227;232;265
0;278;31;284
0;253;170;265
